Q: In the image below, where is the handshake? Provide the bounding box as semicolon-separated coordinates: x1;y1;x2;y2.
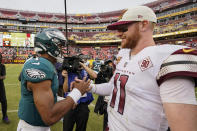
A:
62;70;93;95
71;77;92;95
67;77;94;104
62;70;94;104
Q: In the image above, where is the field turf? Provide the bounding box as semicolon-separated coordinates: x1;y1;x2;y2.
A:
0;64;103;131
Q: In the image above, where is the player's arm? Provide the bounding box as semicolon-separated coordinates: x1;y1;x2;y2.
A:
157;48;197;131
80;62;97;79
62;70;69;92
28;77;90;126
160;77;197;131
84;75;114;96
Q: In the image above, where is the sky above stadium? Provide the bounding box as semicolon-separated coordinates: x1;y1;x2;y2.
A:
0;0;156;14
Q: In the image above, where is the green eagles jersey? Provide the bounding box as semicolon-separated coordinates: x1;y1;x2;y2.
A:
92;60;103;72
18;57;59;126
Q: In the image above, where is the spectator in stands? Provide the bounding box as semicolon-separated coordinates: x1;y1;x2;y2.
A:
62;56;97;131
88;6;197;131
17;28;90;131
0;53;10;124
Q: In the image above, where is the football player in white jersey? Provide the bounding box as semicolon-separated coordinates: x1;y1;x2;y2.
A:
75;6;197;131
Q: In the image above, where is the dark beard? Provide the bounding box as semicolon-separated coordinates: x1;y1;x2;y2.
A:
122;25;140;49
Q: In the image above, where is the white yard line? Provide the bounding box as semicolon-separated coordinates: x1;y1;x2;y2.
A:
0;110;18;113
0;104;95;114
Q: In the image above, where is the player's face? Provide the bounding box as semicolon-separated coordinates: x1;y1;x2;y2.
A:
117;22;141;49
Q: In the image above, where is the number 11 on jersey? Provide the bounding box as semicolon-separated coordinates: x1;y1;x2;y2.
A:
110;73;129;115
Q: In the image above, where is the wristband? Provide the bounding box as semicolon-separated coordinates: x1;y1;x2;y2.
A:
90;84;96;93
68;88;82;104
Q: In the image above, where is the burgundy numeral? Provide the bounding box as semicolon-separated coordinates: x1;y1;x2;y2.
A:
110;73;129;115
110;73;120;108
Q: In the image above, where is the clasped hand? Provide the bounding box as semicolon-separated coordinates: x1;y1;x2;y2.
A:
70;77;91;95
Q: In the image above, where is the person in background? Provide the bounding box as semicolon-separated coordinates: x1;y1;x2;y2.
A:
92;57;104;74
55;62;64;97
94;59;114;131
17;28;90;131
87;6;197;131
0;53;10;124
62;58;97;131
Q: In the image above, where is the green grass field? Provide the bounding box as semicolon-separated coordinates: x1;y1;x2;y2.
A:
0;64;103;131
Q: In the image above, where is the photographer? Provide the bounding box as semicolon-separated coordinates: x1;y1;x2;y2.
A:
94;59;114;131
62;55;97;131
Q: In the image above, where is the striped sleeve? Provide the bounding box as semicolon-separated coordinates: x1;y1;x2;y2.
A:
157;48;197;86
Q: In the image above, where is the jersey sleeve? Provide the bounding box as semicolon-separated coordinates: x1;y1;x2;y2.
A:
23;61;54;83
160;76;197;105
157;48;197;86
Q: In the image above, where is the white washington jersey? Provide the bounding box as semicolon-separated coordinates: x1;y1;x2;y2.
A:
114;48;131;65
107;45;188;131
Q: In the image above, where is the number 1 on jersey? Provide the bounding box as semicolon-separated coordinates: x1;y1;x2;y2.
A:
110;73;129;115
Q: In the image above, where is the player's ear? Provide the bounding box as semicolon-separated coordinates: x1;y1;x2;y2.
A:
139;21;149;32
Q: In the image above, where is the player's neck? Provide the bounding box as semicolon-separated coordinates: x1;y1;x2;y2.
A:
131;36;155;56
41;54;56;64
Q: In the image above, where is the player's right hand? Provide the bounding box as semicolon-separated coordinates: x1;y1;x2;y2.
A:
71;77;91;95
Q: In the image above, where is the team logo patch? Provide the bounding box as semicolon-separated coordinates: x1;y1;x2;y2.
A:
138;56;153;71
25;68;46;79
115;56;122;65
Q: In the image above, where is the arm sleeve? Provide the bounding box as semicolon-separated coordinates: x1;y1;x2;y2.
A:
93;82;113;96
160;76;197;105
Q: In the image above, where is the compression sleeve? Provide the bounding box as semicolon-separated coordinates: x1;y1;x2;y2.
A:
90;82;113;96
160;76;197;105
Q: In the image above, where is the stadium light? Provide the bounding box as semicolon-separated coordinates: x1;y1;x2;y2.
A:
64;0;69;55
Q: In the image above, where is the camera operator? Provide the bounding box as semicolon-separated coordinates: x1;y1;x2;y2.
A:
94;59;114;131
62;55;97;131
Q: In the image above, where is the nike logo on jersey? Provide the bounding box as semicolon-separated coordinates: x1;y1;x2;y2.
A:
32;62;40;65
182;48;195;53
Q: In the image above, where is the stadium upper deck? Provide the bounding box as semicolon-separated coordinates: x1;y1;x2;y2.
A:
0;0;196;44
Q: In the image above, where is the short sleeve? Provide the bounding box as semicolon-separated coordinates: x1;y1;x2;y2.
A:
160;76;197;105
23;61;54;83
157;48;197;86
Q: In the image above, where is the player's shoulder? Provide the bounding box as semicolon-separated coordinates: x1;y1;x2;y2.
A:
23;57;55;82
157;47;197;85
145;44;185;53
24;57;53;70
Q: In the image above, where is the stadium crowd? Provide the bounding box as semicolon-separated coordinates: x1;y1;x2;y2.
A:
0;0;197;131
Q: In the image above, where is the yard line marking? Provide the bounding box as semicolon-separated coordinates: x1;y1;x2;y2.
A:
0;110;18;113
0;104;95;114
5;84;20;86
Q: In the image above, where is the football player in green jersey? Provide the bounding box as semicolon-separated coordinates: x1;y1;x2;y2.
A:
17;28;90;131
